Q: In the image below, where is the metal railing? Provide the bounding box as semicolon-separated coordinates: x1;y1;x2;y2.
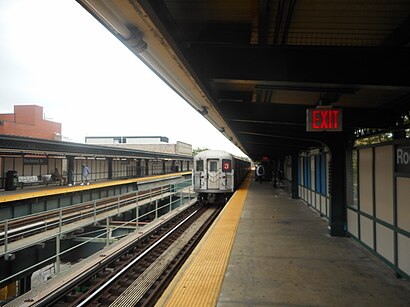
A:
0;178;195;287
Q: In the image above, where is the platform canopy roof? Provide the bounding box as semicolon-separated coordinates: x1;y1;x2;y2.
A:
77;0;410;160
0;135;191;160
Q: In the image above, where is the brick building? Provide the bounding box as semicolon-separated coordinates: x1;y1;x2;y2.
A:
0;105;61;140
85;136;192;156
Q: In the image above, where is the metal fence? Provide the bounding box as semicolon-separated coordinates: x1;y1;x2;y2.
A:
0;177;195;287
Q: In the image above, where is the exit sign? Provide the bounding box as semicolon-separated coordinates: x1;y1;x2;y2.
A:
306;108;343;132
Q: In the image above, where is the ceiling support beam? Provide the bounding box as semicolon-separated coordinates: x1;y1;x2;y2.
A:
219;101;397;129
381;14;410;47
273;0;285;45
281;0;297;45
258;0;269;45
190;45;410;88
272;0;297;45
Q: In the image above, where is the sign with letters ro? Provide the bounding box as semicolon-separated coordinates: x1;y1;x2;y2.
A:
396;145;410;173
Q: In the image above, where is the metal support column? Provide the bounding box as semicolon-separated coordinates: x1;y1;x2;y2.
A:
67;155;75;186
18;274;32;296
56;234;61;274
327;135;351;237
56;208;62;274
135;206;139;230
135;191;139;229
106;217;110;246
108;157;113;180
155;200;158;219
291;153;299;199
169;184;173;211
4;220;8;254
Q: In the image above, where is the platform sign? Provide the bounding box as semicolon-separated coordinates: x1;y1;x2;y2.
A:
306;108;342;132
396;145;410;173
23;158;48;165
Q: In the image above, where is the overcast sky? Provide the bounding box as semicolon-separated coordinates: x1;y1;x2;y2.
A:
0;0;247;157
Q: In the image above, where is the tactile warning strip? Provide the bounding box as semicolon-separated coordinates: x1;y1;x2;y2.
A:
157;174;251;306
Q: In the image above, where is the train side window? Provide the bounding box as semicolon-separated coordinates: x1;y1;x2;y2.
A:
196;160;204;171
209;161;218;172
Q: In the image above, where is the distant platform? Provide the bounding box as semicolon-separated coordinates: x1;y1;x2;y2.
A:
0;172;191;204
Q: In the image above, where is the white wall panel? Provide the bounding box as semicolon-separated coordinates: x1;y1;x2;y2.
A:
397;177;410;233
321;196;327;215
326;198;329;217
316;193;320;211
398;234;410;276
15;158;23;175
375;146;393;224
32;165;40;176
15;159;26;175
40;164;48;175
359;148;373;215
311;190;314;205
347;209;358;238
376;223;394;263
3;158;14;173
360;215;374;248
311;192;315;208
74;160;81;182
90;159;96;180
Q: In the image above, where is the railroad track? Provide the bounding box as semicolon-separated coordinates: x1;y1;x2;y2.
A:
33;201;221;307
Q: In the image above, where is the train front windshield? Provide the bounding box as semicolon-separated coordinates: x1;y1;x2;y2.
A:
196;160;204;171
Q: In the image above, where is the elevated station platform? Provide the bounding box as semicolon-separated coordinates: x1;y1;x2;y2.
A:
0;172;192;204
157;174;410;306
0;172;192;222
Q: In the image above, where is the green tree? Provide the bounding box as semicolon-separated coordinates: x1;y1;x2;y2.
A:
192;147;209;156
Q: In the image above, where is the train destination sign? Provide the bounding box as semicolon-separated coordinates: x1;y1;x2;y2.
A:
306;108;343;132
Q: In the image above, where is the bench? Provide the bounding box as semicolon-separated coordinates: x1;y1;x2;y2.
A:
17;175;63;188
18;175;42;188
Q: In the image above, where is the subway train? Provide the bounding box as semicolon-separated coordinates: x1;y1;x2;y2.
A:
193;150;250;203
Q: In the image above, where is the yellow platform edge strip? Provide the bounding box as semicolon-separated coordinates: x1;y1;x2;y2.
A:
156;173;252;307
0;172;191;204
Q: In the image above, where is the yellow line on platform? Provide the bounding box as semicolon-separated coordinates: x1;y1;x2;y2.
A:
156;174;251;307
0;172;191;204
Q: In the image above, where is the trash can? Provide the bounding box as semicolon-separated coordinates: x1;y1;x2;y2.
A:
5;170;18;191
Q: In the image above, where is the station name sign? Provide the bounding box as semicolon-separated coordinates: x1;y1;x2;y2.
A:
396;145;410;173
23;158;48;165
306;108;342;132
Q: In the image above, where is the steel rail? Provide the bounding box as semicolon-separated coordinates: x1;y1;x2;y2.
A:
76;210;198;307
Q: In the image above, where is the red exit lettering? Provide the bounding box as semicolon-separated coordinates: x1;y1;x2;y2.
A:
311;110;340;130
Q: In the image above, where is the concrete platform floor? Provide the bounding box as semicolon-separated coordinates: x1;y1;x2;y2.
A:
218;181;410;306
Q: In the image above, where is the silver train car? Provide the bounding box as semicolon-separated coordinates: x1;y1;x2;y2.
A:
193;150;250;203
